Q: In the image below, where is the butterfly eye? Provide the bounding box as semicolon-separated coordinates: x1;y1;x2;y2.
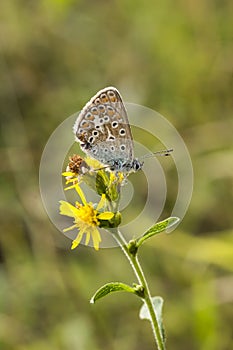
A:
133;161;142;171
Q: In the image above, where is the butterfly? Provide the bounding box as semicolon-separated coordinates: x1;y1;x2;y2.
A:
73;87;172;172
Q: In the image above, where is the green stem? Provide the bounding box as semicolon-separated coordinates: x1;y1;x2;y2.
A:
113;228;165;350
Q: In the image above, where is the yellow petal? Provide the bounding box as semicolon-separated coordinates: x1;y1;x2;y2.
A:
71;230;85;250
63;224;77;232
96;194;106;211
62;171;74;177
85;231;90;245
98;212;114;220
59;201;79;217
65;178;77;184
75;183;87;205
92;228;101;251
64;184;76;191
71;240;79;249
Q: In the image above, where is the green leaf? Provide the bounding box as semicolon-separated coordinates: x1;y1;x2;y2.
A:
94;171;120;202
136;217;180;247
139;296;165;341
90;282;136;304
95;170;110;195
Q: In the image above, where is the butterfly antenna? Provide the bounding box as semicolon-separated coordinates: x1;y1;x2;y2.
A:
141;148;173;160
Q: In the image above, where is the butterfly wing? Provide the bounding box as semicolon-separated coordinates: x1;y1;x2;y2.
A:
73;87;134;167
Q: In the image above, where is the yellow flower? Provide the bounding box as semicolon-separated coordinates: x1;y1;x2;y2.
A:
59;184;114;251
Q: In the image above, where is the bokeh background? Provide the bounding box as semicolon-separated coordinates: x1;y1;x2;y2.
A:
1;1;232;349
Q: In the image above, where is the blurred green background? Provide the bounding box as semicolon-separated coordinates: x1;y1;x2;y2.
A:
1;1;232;349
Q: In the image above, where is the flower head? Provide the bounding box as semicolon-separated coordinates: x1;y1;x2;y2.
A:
62;154;89;187
59;184;114;250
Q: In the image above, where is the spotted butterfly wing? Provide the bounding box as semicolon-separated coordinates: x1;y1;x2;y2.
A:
73;87;135;169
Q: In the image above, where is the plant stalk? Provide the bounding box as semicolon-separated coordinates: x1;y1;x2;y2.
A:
113;228;165;350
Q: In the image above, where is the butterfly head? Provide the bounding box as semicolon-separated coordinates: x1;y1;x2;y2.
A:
132;159;144;172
